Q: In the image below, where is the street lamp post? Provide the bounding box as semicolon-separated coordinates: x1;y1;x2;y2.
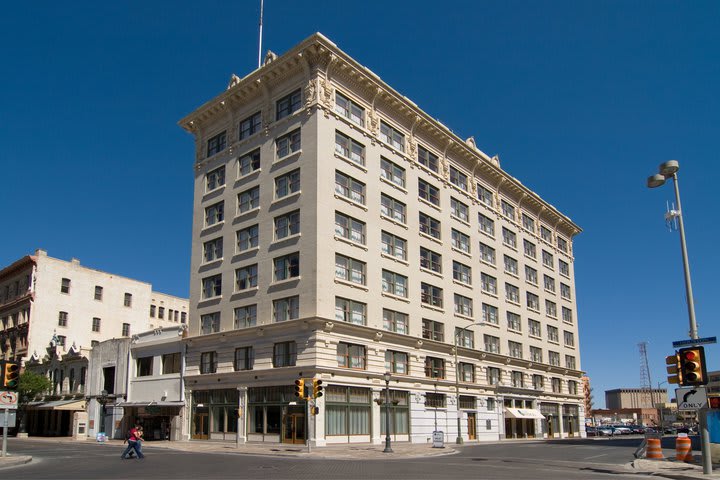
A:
656;381;667;431
98;389;109;435
454;322;484;445
383;371;393;453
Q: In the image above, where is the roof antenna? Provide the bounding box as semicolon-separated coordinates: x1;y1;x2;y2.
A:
257;0;264;69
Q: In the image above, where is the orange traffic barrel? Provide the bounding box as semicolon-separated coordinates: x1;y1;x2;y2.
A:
646;438;664;459
675;436;693;462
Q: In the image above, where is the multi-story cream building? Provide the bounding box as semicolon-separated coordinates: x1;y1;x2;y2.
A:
179;33;584;445
0;249;188;363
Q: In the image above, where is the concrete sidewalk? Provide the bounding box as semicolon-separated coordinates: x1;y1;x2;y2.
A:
631;458;720;479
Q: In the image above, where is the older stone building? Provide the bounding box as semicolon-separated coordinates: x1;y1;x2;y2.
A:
179;33;584;445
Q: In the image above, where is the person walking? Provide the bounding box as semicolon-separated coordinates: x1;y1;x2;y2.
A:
121;424;145;459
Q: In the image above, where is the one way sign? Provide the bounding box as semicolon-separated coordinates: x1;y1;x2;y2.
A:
676;386;708;411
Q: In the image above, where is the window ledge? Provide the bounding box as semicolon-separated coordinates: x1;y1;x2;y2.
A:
379;176;407;194
503;242;518;251
451;215;471;228
202;221;225;232
235;286;260;294
418;197;441;212
380;253;409;266
272;191;301;205
203;185;226;197
380;214;408;229
334;279;368;291
480;259;496;268
451;247;472;258
528;307;541;314
419;232;442;245
236;207;261;219
524;253;537;263
505;271;519;279
452;279;472;289
419;267;443;279
270;277;301;287
334;152;368;173
381;292;410;303
275;149;302;164
238;168;262;180
454;313;474;322
201;258;224;268
272;233;302;245
421;304;444;314
237;246;260;255
334;194;368;211
335;235;368;251
507;300;521;307
482;291;498;299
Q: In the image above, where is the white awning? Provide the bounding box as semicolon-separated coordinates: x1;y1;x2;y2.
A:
505;407;545;419
28;399;86;411
117;401;184;408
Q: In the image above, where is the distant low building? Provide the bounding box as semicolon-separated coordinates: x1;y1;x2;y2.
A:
605;388;667;409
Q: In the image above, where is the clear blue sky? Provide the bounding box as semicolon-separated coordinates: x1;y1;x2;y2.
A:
2;1;718;408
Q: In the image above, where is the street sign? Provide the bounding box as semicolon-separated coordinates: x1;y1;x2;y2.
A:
676;386;708;411
0;391;18;409
673;337;717;348
0;411;15;428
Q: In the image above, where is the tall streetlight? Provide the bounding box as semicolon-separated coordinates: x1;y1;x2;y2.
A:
383;371;393;453
98;389;109;436
646;160;698;340
454;322;484;445
656;380;667;431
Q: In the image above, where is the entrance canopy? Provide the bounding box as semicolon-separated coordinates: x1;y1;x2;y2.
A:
117;401;184;407
505;407;545;419
27;399;86;411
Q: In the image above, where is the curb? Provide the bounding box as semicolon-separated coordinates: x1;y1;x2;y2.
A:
0;455;32;469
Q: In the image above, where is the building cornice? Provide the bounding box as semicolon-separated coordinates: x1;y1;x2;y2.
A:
0;255;35;280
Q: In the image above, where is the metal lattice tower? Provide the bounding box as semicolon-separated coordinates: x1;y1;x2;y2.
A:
638;342;654;407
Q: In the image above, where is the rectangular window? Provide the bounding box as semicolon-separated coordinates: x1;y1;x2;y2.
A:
478;213;494;236
528;319;541;337
564;330;575;347
479;242;496;265
206;166;226;191
525;266;538;285
418;145;439;173
449;166;468;191
383;309;408;334
337;343;366;369
542;250;554;268
94;286;103;301
272;341;297;367
203;237;223;263
559;259;570;277
380;231;406;260
552;378;562;393
421;283;443;308
548;326;559;343
234;305;257;329
557;236;568;253
380;157;405;188
502;227;517;249
61;278;71;294
274;210;300;239
207;131;227;157
501;200;515;220
137;356;153;377
202;274;222;299
420;247;442;273
511;371;524;388
273;296;299;322
562;307;573;323
533;374;544;390
239;149;261;176
150;305;156;317
335;131;365;165
121;323;130;337
422;318;444;342
481;273;497;295
568;380;577;394
276;89;301;120
424;357;445;379
459;364;475;383
380;194;406;223
418;179;440;206
181;312;187;324
454;294;473;317
237;224;259;251
381;270;408;297
486;366;500;384
477;183;493;206
527;292;540;311
450;197;469;222
201;312;220;334
205;202;224;227
385;350;408;374
274;169;300;199
544;274;556;293
335;92;365;126
239;111;261;140
522;213;535;232
455;328;474;349
276;129;301;158
425;392;446;408
92;317;101;332
524;239;536;259
507;312;521;331
335;170;365;204
158;307;165;319
335;298;367;325
238;186;260;214
482;303;498;325
560;283;572;300
450;228;470;254
335;254;366;285
452;261;471;284
234;347;254;371
380;121;405;151
504;255;518;276
162;353;181;374
419;212;441;239
124;293;132;307
546;300;557;318
58;311;68;327
566;355;577;369
274;253;300;281
540;225;553;243
200;351;218;374
336;212;366;245
508;341;523;359
549;351;560;366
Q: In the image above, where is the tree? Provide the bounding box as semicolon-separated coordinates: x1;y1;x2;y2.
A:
16;370;51;434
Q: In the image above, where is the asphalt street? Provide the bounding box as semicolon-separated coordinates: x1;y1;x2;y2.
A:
0;437;668;480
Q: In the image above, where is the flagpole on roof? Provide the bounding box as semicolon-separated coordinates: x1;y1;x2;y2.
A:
258;0;264;68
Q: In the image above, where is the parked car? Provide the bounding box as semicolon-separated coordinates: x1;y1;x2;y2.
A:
629;425;646;434
612;426;632;435
586;426;598;436
597;426;614;436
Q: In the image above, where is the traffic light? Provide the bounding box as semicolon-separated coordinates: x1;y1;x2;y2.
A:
2;361;20;390
678;346;708;386
312;379;323;398
294;379;305;399
665;352;682;385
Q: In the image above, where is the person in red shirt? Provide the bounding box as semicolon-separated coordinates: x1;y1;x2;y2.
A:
121;424;145;459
